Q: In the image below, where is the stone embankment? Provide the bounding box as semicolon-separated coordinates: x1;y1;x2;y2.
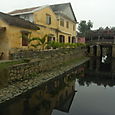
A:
8;48;85;83
0;48;89;104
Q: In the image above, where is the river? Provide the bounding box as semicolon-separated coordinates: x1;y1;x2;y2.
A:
0;57;115;115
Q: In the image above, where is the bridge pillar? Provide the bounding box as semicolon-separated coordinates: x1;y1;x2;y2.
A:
112;45;115;58
114;36;115;44
89;59;94;70
90;46;94;56
96;58;101;72
89;45;99;56
112;59;115;74
96;45;101;56
93;45;97;56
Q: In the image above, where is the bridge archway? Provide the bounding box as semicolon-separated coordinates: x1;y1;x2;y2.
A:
87;44;113;59
100;45;112;58
93;45;97;56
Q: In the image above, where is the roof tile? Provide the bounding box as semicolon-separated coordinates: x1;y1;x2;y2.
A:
0;12;40;30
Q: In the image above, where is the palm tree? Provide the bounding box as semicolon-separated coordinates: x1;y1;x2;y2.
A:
29;34;48;50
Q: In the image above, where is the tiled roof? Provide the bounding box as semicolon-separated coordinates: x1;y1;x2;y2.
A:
8;6;39;15
50;3;69;12
50;3;77;23
0;12;40;30
8;3;77;23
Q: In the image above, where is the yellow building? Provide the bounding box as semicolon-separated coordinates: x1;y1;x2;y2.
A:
9;3;78;43
0;3;77;60
0;12;40;59
50;3;77;43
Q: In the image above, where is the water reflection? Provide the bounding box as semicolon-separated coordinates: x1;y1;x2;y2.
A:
0;69;9;88
79;57;115;87
0;58;115;115
0;70;79;115
101;55;107;63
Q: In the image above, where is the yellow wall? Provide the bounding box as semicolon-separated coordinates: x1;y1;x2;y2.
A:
0;20;40;59
58;15;76;36
33;7;58;40
33;7;77;43
7;26;39;49
0;20;10;59
34;7;57;29
57;15;77;43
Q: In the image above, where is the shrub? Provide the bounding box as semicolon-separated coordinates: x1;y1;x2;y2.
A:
47;41;63;49
47;41;86;49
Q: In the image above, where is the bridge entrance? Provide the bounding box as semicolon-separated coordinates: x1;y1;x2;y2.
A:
87;44;113;64
100;45;112;57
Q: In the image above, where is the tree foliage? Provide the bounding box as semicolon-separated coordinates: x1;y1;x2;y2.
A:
78;20;93;37
29;34;48;50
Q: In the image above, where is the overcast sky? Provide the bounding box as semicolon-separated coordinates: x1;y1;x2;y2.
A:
0;0;115;29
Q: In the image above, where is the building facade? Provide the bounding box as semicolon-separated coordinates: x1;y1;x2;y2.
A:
50;3;77;43
0;12;40;59
0;3;78;60
9;3;78;43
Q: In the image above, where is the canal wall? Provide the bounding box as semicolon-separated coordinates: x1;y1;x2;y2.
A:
8;48;85;83
0;56;88;104
9;48;85;60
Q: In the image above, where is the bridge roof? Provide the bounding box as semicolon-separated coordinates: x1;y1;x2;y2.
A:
91;29;115;37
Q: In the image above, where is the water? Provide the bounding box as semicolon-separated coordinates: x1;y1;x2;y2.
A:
0;58;115;115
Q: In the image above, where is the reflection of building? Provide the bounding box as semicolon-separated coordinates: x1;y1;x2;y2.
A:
55;91;75;113
0;72;77;115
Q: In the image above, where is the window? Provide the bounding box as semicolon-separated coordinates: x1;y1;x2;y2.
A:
47;37;55;42
72;36;76;43
73;25;75;31
47;36;52;42
20;14;34;23
20;15;29;21
53;37;55;41
59;35;65;43
60;18;64;27
66;21;69;28
46;14;51;25
47;34;55;42
24;15;29;20
68;36;71;43
22;33;29;46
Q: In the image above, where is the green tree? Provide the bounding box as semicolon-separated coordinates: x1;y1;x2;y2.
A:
111;27;115;31
29;34;48;50
87;20;93;30
78;20;93;37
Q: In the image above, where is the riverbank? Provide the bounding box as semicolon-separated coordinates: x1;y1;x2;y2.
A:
0;57;89;104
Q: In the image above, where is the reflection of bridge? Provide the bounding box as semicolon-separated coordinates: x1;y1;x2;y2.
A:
76;58;115;87
86;71;115;78
78;71;115;87
85;58;115;77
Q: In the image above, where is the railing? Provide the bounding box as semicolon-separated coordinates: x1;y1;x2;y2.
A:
86;39;115;44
